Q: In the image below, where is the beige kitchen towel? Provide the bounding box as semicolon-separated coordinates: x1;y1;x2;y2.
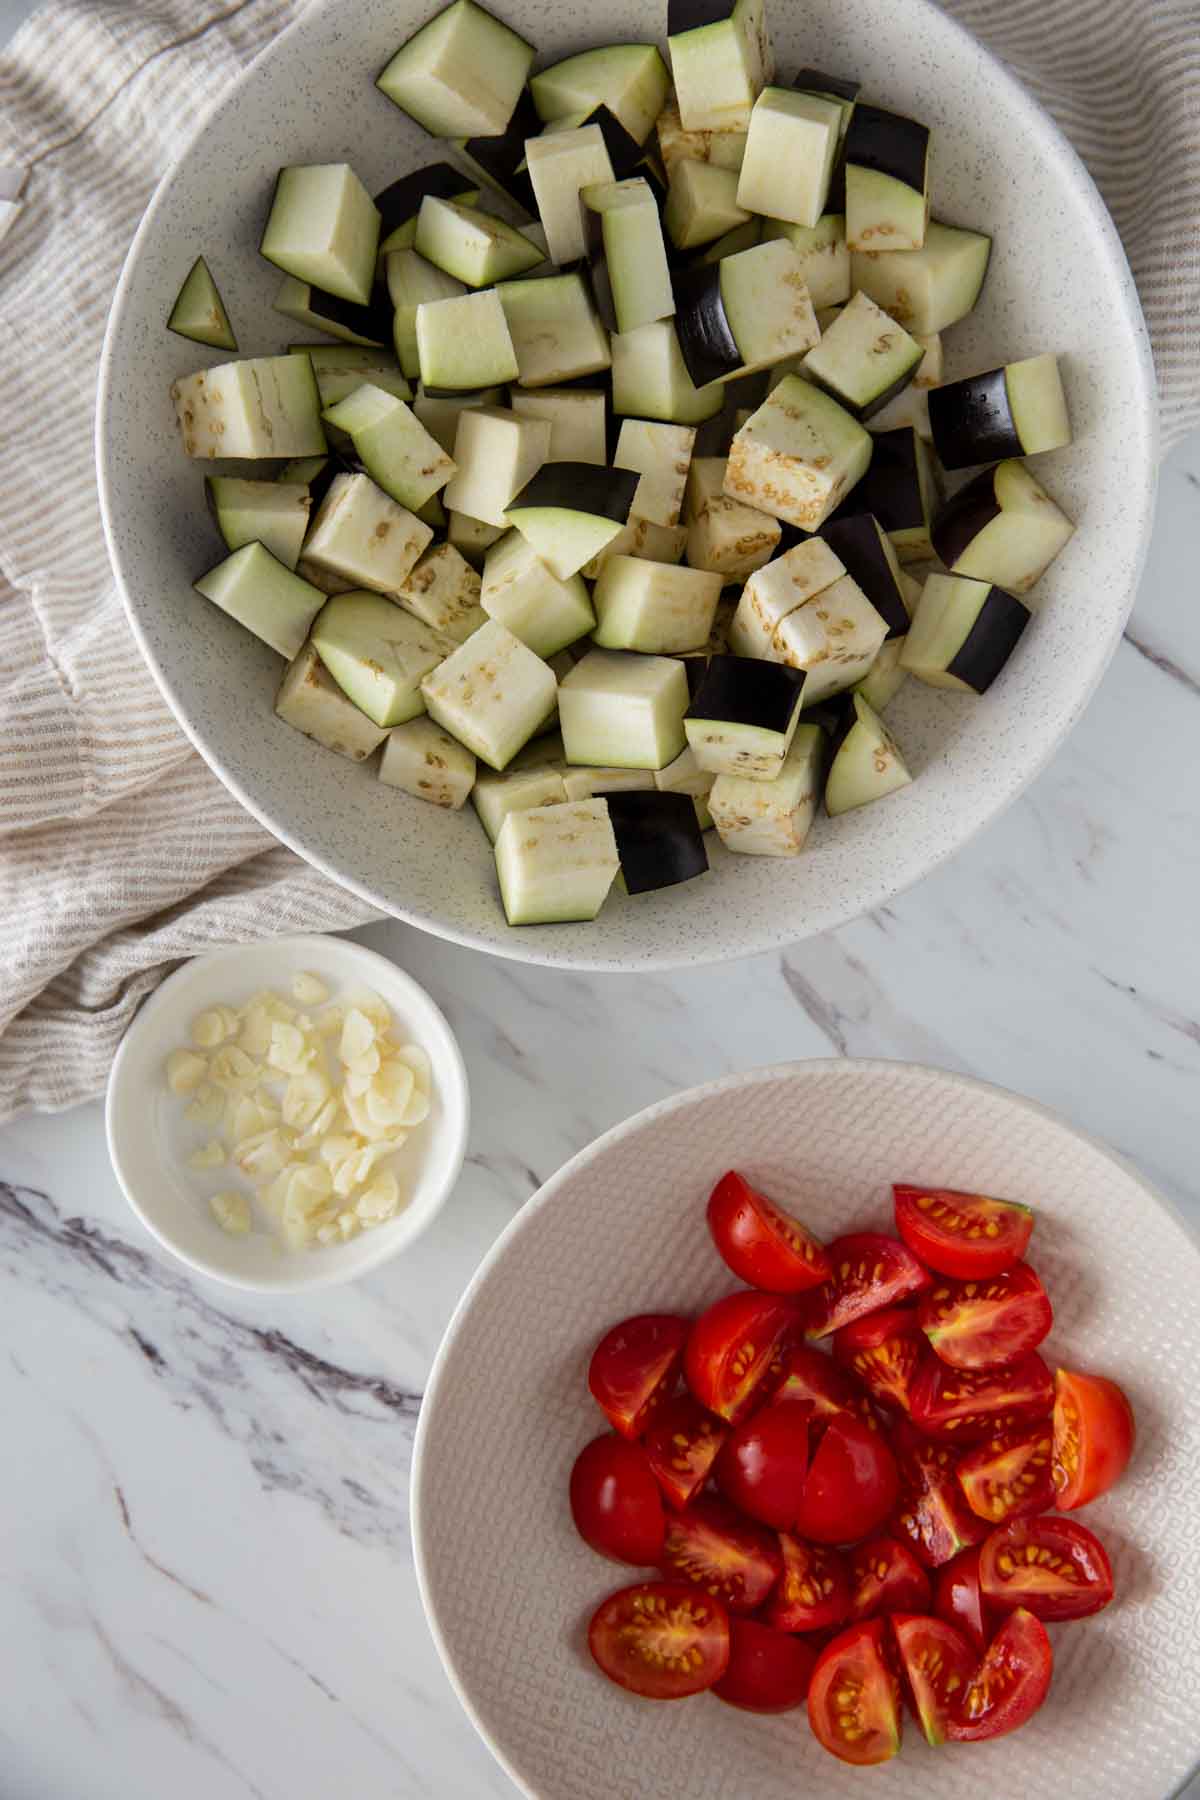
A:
0;0;1197;1120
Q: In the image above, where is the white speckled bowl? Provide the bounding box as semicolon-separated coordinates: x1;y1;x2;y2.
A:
97;0;1157;971
412;1061;1200;1799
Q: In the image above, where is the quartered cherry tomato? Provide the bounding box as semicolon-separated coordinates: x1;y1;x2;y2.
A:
642;1394;729;1511
569;1434;665;1565
713;1617;817;1713
803;1233;932;1341
706;1171;831;1294
1052;1367;1136;1510
792;1413;899;1545
894;1183;1034;1279
764;1343;879;1434
588;1314;688;1440
684;1290;804;1423
918;1264;1053;1370
807;1619;903;1767
946;1608;1053;1742
846;1535;931;1622
934;1545;992;1651
891;1612;977;1746
717;1397;811;1530
834;1307;924;1413
910;1350;1054;1443
890;1421;987;1569
979;1515;1114;1622
957;1421;1055;1524
763;1534;850;1634
588;1582;730;1699
658;1496;782;1614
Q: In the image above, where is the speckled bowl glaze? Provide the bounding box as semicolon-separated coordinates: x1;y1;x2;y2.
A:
413;1061;1200;1799
96;0;1157;971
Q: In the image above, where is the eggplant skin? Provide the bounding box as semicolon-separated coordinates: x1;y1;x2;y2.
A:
669;0;737;32
948;586;1031;692
792;66;861;103
844;103;929;192
585;208;619;334
374;164;469;231
672;264;743;387
821;513;908;638
509;462;640;523
930;466;1002;568
607;789;709;893
928;367;1022;470
308;282;393;342
687;653;805;732
831;428;920;531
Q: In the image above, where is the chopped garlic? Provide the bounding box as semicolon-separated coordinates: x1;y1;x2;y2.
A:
192;1006;238;1049
210;1191;252;1236
357;1171;401;1223
188;1138;226;1171
166;1049;207;1096
185;1082;225;1125
292;971;329;1006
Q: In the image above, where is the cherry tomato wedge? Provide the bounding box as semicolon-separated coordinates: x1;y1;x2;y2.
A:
706;1171;831;1294
894;1183;1034;1279
763;1534;851;1633
803;1233;932;1341
808;1619;903;1767
957;1422;1055;1525
716;1397;811;1529
764;1343;879;1435
918;1264;1053;1371
642;1395;729;1511
890;1421;987;1569
684;1290;804;1423
570;1435;666;1565
833;1307;924;1413
946;1608;1053;1741
934;1545;992;1651
793;1414;899;1545
658;1497;782;1614
588;1581;730;1699
713;1617;817;1713
891;1612;976;1746
979;1515;1114;1622
910;1350;1054;1443
588;1314;688;1440
1053;1367;1136;1510
846;1535;931;1622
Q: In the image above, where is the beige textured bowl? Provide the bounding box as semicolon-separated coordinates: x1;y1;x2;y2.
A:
413;1062;1200;1798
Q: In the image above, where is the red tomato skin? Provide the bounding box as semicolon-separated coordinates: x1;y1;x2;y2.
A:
588;1314;689;1440
946;1607;1053;1741
979;1515;1115;1622
588;1582;730;1700
706;1171;831;1295
909;1349;1054;1443
807;1619;903;1767
793;1414;900;1545
569;1435;666;1566
642;1395;728;1511
658;1497;783;1614
712;1617;817;1712
716;1397;811;1529
891;1612;977;1746
957;1422;1056;1524
684;1290;805;1423
764;1344;879;1435
918;1264;1053;1371
803;1233;933;1341
890;1422;988;1570
933;1545;991;1651
846;1535;932;1622
894;1184;1034;1279
763;1534;851;1633
833;1307;924;1413
1053;1367;1136;1510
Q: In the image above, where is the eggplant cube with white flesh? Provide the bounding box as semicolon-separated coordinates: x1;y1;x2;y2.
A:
509;388;608;465
607;790;709;894
442;407;551;527
802;290;923;421
531;44;671;144
667;0;773;132
473;760;568;843
768;574;888;705
614;420;697;528
173;355;326;460
664;161;751;251
825;691;912;816
415;288;519;390
414;196;544;286
481;531;596;657
560;649;691;770
728;537;846;658
494;798;620;925
205;477;310;570
709;720;825;855
376;0;536;138
931;459;1075;595
260;164;381;306
375;163;482;259
672;239;819;386
581;516;689;579
298;343;411;410
420;618;557;770
610;320;724;425
396;542;486;643
321;386;455;513
685;456;780;577
736;87;843;227
168;257;237;351
851;219;991;335
761;213;850;309
302;473;433;595
525;125;616;267
592;557;723;653
901;573;1031;693
387;250;467;379
843;102;930;252
274;642;388;763
495;273;612;387
379;716;477;808
194;544;326;661
655;96;748;176
685;654;807;780
505;463;641;580
312;591;457;727
928;352;1072;471
582;178;675;336
725;376;872;530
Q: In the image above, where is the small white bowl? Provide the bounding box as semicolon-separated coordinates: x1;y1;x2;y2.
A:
105;934;468;1293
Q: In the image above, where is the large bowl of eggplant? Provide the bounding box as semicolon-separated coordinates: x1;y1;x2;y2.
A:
97;0;1157;968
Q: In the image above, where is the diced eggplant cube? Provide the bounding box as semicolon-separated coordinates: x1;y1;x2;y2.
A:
837;424;939;561
260;164;380;306
448;508;507;566
194;543;326;660
415;196;543;287
273;275;389;347
768;573;888;704
173;356;325;461
900;571;1031;694
685;456;780;577
505;463;640;579
415;288;519;391
531;46;670;145
473;763;568;841
593;556;722;653
737;88;842;227
684;653;805;780
376;0;535;138
582;516;689;578
526;126;616;266
761;212;849;308
821;513;909;639
710;720;825;854
728;538;846;657
664;160;750;251
302;472;432;595
312;591;456;727
854;633;907;712
716;238;820;378
413;383;502;455
376;163;482;242
931;459;1075;595
929;351;1071;470
450;89;542;216
495;273;612;388
851;220;991;336
298;344;411;409
560;648;690;769
607;789;709;893
397;542;486;642
494;798;620;925
379;715;477;807
726;376;871;530
206;477;310;570
614;419;696;527
168;256;237;351
386;249;467;380
322;385;455;513
844;103;930;252
802;290;922;420
420;618;557;770
611;320;725;425
481;530;596;656
274;641;388;762
668;0;773;132
509;387;608;464
656;97;747;176
582;177;674;336
825;691;912;815
655;742;717;831
559;766;654;802
443;407;551;528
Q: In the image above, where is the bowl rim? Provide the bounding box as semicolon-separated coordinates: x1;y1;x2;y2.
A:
104;932;470;1294
95;0;1159;974
410;1056;1200;1799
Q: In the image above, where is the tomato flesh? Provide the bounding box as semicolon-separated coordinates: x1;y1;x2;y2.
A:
1053;1367;1136;1510
706;1171;831;1295
794;1413;899;1545
684;1290;804;1423
642;1394;728;1511
979;1515;1114;1622
569;1435;666;1565
890;1422;987;1569
713;1617;818;1712
658;1497;782;1614
803;1233;932;1341
716;1397;811;1529
765;1343;879;1436
933;1545;992;1651
763;1533;851;1633
588;1581;730;1699
834;1307;923;1413
891;1612;976;1746
910;1349;1054;1443
894;1183;1033;1279
588;1314;689;1440
946;1607;1053;1741
918;1264;1053;1371
846;1535;932;1622
808;1619;903;1767
957;1422;1055;1524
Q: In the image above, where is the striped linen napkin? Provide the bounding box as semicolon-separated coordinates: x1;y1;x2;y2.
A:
0;0;1196;1120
